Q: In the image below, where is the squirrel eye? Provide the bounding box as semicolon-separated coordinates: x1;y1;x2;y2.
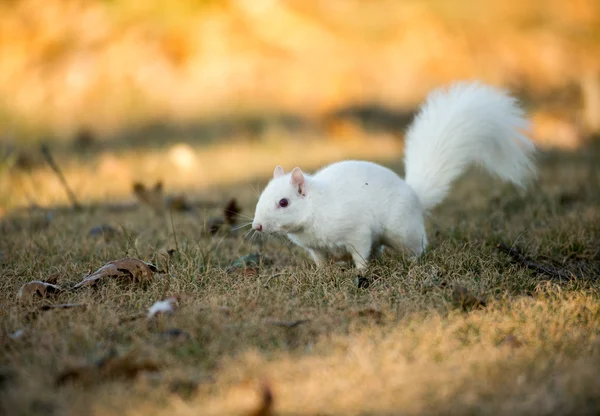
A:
278;198;289;208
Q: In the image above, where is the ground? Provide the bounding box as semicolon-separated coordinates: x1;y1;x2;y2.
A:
1;139;600;416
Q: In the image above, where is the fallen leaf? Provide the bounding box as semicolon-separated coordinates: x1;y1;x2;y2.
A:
133;181;165;214
72;258;159;289
239;267;259;277
17;281;62;302
147;297;177;319
452;285;487;311
56;349;160;385
224;198;242;226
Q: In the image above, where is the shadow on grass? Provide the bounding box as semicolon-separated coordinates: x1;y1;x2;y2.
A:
42;104;416;156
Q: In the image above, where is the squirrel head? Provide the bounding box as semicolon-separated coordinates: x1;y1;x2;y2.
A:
252;165;311;234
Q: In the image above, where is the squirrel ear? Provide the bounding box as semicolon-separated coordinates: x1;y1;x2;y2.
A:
273;165;285;179
290;167;306;196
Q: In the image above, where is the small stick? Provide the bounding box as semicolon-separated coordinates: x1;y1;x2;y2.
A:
263;273;281;288
40;303;87;311
269;319;310;329
40;144;81;210
497;241;573;281
169;208;179;254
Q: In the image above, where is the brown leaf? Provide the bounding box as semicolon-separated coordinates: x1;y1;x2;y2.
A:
452;285;486;311
56;350;160;385
17;281;62;302
133;181;165;214
72;258;158;289
224;198;242;226
231;266;260;278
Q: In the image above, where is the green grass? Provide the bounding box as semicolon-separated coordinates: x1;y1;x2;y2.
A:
1;142;599;415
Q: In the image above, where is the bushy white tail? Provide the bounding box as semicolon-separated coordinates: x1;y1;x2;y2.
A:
404;81;536;211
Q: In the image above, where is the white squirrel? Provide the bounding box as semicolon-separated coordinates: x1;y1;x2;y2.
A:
251;82;537;270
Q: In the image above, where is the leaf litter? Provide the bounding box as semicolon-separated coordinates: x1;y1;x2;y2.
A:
17;281;62;302
72;258;160;289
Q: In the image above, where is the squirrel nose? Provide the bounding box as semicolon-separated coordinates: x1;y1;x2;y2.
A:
253;223;263;232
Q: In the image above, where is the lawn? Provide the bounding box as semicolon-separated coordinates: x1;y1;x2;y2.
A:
1;139;600;415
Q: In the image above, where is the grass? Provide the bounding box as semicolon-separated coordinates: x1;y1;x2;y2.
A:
1;139;600;415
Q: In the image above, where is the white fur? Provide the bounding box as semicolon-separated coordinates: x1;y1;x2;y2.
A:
252;82;537;270
404;81;536;210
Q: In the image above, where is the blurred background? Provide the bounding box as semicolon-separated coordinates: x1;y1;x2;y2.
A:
1;0;599;212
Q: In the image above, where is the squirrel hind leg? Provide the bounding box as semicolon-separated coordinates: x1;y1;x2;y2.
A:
383;227;427;259
348;239;373;271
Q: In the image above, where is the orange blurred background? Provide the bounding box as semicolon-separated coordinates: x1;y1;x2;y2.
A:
1;0;599;144
1;0;599;211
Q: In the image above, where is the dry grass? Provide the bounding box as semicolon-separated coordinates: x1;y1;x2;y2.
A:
1;139;599;415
